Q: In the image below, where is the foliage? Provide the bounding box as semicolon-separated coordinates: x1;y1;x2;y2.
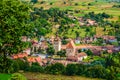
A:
86;65;106;78
31;0;38;3
0;56;13;73
45;63;65;75
46;45;55;55
76;64;87;75
65;64;78;76
57;50;66;57
112;4;120;8
10;73;27;80
83;12;110;23
0;0;32;73
85;49;93;56
30;64;44;73
0;74;11;80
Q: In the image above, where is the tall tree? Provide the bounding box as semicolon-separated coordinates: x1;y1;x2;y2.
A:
0;0;32;73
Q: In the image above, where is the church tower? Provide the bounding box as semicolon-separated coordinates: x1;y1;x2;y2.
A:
53;35;61;53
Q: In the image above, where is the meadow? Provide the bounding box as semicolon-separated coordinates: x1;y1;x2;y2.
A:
23;72;103;80
35;0;120;20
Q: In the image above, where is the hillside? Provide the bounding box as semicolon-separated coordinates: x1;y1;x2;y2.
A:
33;0;120;19
23;72;102;80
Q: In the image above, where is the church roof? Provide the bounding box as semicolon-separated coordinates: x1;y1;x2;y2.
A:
66;40;75;49
54;36;61;41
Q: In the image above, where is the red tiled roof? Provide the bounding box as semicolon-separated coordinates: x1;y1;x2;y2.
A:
66;56;78;61
77;52;87;57
66;41;75;49
61;45;66;49
12;52;28;59
27;57;42;63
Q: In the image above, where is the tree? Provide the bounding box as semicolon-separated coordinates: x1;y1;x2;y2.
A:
57;50;66;57
46;45;55;55
0;0;32;73
76;64;87;75
86;65;106;78
66;64;78;76
47;63;65;75
31;0;38;3
85;49;93;56
30;63;44;73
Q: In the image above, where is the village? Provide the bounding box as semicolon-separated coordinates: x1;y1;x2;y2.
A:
11;34;120;66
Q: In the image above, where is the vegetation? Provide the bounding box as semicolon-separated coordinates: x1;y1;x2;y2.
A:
0;74;11;80
0;0;33;73
0;0;120;80
24;72;101;80
10;73;27;80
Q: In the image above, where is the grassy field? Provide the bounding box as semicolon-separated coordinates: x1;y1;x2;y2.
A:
0;74;11;80
23;72;103;80
34;0;120;21
0;72;103;80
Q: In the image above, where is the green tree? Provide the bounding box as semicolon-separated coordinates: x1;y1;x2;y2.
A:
0;0;32;73
76;64;87;75
30;64;44;73
31;0;38;3
48;63;65;75
66;64;78;76
57;50;66;57
85;49;93;56
86;65;106;78
46;45;55;55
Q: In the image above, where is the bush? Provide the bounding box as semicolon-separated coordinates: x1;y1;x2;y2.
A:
45;63;65;75
76;64;87;75
16;59;30;71
75;3;79;6
66;64;78;76
10;73;27;80
12;60;20;73
30;63;44;73
86;65;106;78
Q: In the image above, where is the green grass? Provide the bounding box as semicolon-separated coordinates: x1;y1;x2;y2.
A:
23;72;102;80
35;0;120;19
0;74;11;80
83;56;104;62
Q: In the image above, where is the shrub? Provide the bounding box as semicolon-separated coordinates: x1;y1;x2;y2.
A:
45;63;65;75
66;64;78;76
30;63;44;73
10;73;27;80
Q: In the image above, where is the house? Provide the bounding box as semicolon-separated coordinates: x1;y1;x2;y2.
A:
66;40;76;56
21;36;27;42
23;48;31;55
32;54;48;59
75;37;81;44
87;19;96;26
21;36;30;42
66;56;78;62
39;41;48;50
11;52;28;59
39;36;45;42
31;40;40;53
66;52;87;62
27;56;43;65
77;52;87;61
